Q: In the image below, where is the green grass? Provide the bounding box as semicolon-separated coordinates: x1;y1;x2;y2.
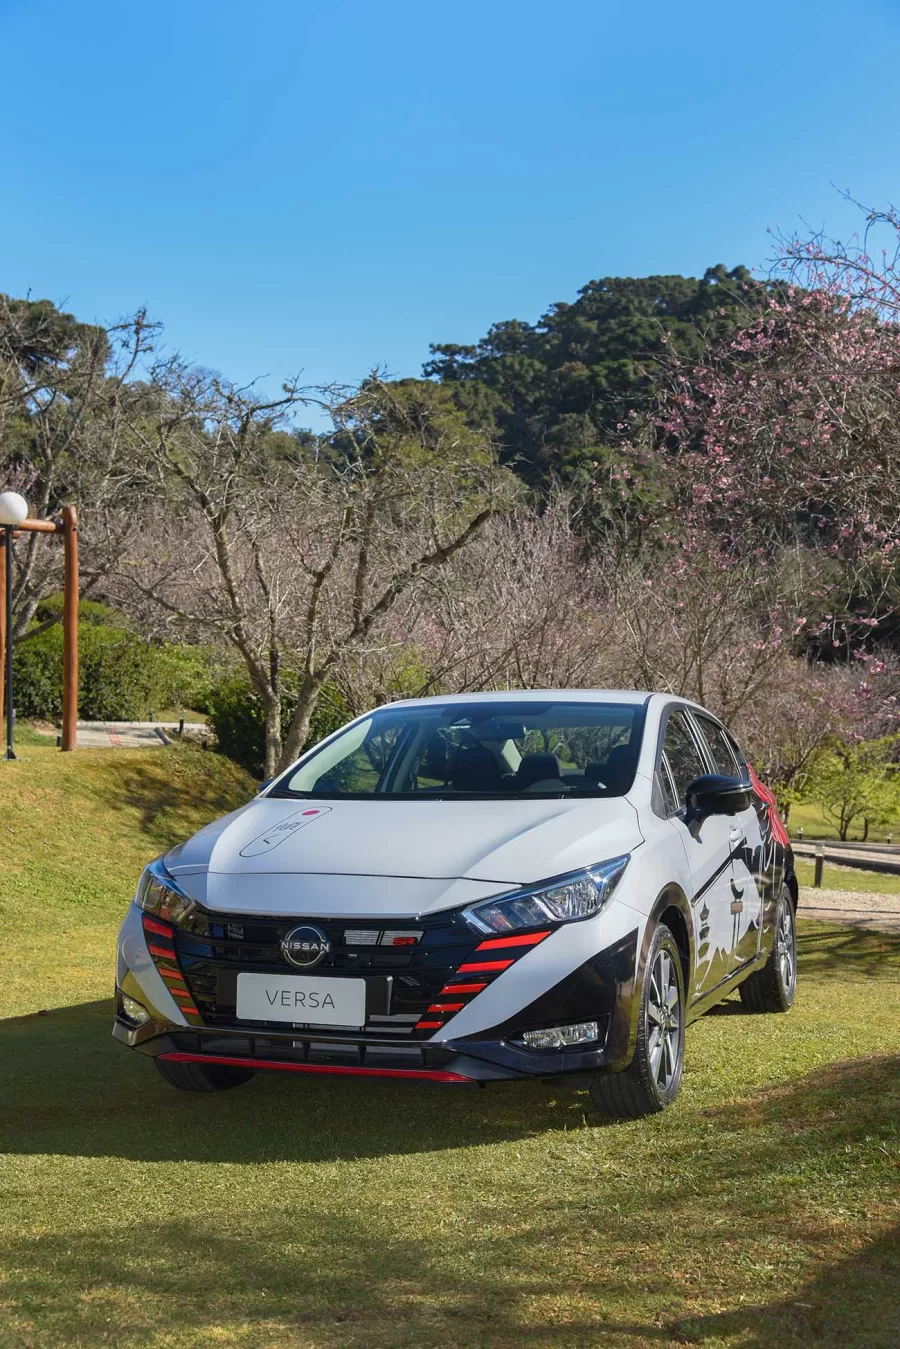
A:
794;859;900;896
1;745;899;1347
788;801;896;844
7;722;58;749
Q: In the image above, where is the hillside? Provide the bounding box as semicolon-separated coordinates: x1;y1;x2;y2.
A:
0;742;254;1017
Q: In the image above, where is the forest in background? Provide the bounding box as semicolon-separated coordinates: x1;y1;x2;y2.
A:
1;196;898;832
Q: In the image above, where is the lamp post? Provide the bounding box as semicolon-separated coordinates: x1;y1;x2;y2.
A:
0;491;29;760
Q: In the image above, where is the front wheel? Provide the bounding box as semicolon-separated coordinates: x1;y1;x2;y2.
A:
154;1057;255;1092
738;886;797;1013
590;923;685;1119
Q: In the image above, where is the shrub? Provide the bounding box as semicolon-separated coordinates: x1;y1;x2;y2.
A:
13;616;219;723
207;677;348;779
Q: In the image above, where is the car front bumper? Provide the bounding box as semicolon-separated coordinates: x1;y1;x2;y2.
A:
114;916;641;1084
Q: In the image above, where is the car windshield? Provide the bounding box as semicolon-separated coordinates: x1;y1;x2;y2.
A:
272;700;646;799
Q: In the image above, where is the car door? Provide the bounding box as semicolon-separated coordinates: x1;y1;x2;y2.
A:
690;712;763;969
658;708;739;998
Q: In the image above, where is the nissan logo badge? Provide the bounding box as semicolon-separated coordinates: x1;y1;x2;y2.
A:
281;923;331;970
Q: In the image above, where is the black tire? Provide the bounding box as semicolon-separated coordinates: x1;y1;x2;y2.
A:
738;885;797;1014
590;923;685;1119
154;1058;255;1092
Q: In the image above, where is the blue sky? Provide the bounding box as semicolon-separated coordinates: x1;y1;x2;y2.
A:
2;0;899;426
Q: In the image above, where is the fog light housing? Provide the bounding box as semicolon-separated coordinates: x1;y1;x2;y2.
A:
118;990;151;1026
514;1021;600;1051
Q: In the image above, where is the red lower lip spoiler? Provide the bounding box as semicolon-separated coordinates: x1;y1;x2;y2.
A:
158;1051;474;1083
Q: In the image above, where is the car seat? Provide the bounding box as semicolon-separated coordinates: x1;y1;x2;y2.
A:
448;744;505;793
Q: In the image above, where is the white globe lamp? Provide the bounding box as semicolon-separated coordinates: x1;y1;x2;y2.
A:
0;492;29;527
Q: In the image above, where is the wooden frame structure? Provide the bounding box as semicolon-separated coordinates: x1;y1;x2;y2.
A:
0;505;79;751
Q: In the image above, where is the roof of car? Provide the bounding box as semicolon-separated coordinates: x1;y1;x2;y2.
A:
388;689;659;709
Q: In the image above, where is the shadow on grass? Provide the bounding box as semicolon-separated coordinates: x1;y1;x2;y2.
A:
795;921;900;980
660;1224;900;1348
2;1009;898;1347
0;999;590;1163
91;749;253;851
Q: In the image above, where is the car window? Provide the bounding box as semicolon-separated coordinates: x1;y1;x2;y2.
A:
661;711;707;807
294;719;405;795
693;714;741;776
658;753;680;815
276;700;647;798
725;729;749;773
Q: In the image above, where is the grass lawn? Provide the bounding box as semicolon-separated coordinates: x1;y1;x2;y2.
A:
794;859;900;896
1;744;898;1348
788;801;896;844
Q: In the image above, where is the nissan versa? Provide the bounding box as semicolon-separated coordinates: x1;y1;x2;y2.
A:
114;691;798;1117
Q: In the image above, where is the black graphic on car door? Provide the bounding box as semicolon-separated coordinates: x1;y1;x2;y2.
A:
690;713;762;970
660;710;740;997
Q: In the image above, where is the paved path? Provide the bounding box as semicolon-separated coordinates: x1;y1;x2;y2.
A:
75;721;207;749
800;886;900;934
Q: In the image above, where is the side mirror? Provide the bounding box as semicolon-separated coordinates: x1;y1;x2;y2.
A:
685;773;752;822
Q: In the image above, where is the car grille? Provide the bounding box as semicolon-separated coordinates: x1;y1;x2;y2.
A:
171;909;484;1038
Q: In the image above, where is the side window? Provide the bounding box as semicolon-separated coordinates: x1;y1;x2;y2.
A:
726;730;749;775
661;711;707;807
694;715;740;776
658;753;680;815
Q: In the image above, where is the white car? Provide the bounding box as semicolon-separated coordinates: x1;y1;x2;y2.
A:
114;690;798;1117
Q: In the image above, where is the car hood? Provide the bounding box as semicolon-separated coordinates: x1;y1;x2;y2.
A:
165;794;644;917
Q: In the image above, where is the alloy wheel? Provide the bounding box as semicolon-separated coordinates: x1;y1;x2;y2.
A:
776;899;796;998
646;947;681;1093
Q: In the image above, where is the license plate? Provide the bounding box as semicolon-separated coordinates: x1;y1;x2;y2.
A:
236;973;366;1027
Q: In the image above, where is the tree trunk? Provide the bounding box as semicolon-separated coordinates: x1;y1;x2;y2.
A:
275;673;326;773
862;818;870;843
264;693;282;781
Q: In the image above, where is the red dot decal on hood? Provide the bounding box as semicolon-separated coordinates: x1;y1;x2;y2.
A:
239;806;333;858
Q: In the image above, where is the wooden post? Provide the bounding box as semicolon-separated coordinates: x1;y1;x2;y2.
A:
61;505;79;750
0;535;5;730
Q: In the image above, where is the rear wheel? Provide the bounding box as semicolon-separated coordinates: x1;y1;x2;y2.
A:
154;1058;255;1092
738;886;797;1013
590;923;685;1119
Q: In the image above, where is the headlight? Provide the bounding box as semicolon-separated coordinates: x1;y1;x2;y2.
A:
135;859;195;926
463;856;630;935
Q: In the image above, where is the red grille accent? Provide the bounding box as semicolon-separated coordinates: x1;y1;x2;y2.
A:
158;1052;474;1083
148;943;176;960
457;959;514;973
475;930;551;951
441;981;488;995
428;1002;464;1012
415;1020;444;1029
143;919;203;1023
142;916;174;938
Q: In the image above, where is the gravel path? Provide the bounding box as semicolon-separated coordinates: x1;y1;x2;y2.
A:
799;886;900;933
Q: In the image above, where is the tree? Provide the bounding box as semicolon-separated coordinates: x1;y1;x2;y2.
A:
801;735;900;841
656;202;900;652
425;267;778;489
120;372;517;777
0;295;158;641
